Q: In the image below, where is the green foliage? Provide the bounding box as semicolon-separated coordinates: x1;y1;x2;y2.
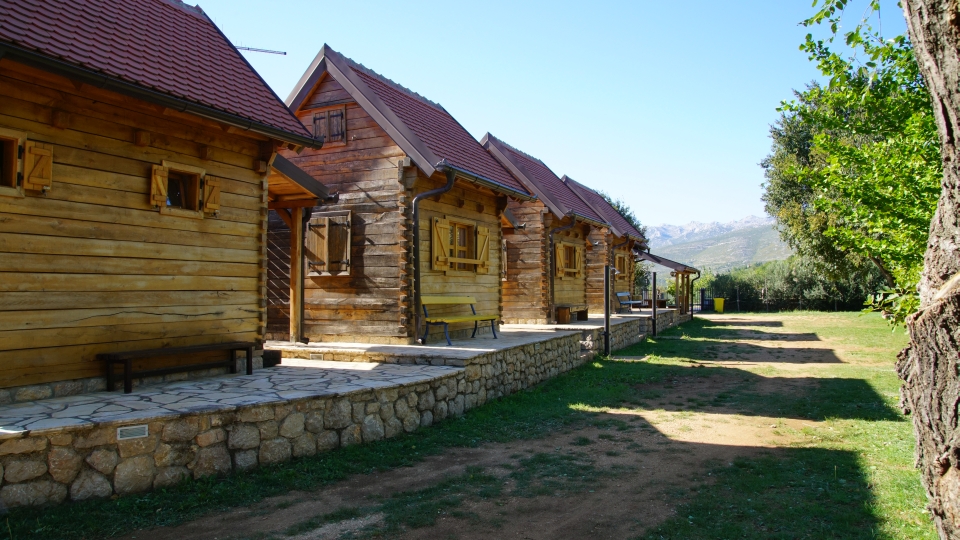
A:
762;1;940;326
696;256;885;312
599;191;647;238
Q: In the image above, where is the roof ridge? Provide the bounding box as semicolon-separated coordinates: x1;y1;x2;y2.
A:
336;52;447;113
158;0;207;20
487;133;551;170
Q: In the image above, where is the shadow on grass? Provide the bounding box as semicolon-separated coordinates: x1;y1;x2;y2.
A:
641;447;879;540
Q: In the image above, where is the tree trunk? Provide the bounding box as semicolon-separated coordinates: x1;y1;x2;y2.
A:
899;2;960;538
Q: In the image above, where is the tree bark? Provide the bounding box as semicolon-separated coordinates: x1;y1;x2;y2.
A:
899;2;960;538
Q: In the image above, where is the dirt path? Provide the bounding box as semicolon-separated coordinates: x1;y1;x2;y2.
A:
121;314;855;540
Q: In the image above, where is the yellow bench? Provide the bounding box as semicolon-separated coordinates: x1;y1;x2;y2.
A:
421;295;498;346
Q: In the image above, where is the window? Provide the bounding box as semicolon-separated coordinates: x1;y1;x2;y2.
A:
615;254;629;280
563;245;575;271
312;105;347;146
0;128;25;198
432;216;490;274
151;161;213;218
305;210;352;276
554;242;584;279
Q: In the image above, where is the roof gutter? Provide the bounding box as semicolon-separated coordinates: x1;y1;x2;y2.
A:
0;42;323;149
435;162;536;202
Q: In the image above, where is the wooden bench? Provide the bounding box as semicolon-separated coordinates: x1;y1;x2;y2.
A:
98;342;256;394
555;304;588;324
616;292;647;314
421;296;498;346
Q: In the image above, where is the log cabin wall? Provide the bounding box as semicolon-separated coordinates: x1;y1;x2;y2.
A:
550;215;589;315
0;59;271;390
612;241;636;301
265;210;292;340
501;199;549;324
585;227;612;313
282;74;410;343
415;173;505;343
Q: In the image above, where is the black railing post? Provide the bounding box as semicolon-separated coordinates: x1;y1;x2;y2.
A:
603;264;611;356
651;271;657;337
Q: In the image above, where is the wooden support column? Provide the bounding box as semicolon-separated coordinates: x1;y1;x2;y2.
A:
289;207;304;343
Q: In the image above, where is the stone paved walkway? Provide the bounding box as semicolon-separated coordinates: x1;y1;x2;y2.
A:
0;361;459;436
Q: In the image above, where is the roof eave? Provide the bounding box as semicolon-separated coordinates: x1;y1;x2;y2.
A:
0;42;322;149
436;161;536;201
269;154;328;198
481;133;565;215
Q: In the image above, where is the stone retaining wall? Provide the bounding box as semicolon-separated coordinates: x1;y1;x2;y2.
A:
0;333;585;508
636;310;692;335
573;319;643;354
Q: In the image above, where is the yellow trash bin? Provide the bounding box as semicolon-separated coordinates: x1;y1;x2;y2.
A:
714;298;724;313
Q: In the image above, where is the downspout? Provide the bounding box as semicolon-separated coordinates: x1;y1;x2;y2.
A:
548;215;578;322
690;270;701;315
411;163;457;343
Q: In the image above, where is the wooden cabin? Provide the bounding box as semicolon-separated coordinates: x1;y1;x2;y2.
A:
562;176;648;314
481;134;611;324
0;0;324;396
276;45;535;344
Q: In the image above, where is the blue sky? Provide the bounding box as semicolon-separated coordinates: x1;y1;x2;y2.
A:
201;0;906;227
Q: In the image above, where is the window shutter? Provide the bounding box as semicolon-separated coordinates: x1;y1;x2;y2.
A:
150;165;169;206
501;239;508;281
328;106;346;143
202;175;221;212
305;216;329;275
313;111;328;140
22;141;53;191
575;246;584;278
476;226;490;274
327;211;351;275
432;217;451;271
554;242;564;278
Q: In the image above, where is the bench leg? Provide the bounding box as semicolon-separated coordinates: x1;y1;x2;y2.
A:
229;349;238;374
246;346;254;375
422;323;431;345
471;320;479;338
106;361;114;393
490;319;498;339
443;323;452;346
124;359;133;394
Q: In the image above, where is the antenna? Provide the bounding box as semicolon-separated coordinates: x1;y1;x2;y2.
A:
237;46;286;55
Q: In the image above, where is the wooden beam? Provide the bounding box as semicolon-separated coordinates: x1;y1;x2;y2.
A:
275;208;293;228
268;198;319;210
290;207;303;343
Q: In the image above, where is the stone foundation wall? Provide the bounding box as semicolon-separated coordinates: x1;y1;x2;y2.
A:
0;333;586;508
572;319;642;354
636;310;693;335
0;356;263;405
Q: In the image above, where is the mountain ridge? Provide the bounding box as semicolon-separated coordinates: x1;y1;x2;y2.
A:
645;215;791;273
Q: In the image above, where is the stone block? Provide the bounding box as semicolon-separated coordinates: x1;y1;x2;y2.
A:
420;410;433;428
162;418;200;443
233;450;258;471
384;417;403;439
407;392;419;407
304;411;325;433
340;425;362;447
361;415;384;442
351;402;365;423
14;385;52;402
258;420;279;440
227;424;260;450
273;404;294;422
433;401;448;421
52;380;84;398
48;434;72;446
114;456;156;495
1;481;66;508
365;402;380;415
196;428;225;447
435;384;449;401
153;466;190;489
4;459;47;483
292;433;316;458
325;399;352;429
418;390;435;411
74;427;116;449
85;448;119;475
192;445;231;479
258;439;291;465
451;395;465;417
238;406;274;423
379;402;395;421
0;437;47;456
154;443;195;468
394;398;410;420
403;410;420;433
316;430;340;452
279;413;305;439
118;433;159;458
70;469;113;500
47;447;82;484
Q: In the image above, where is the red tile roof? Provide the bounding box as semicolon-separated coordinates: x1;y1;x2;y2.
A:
348;67;527;194
483;134;607;225
563;176;646;241
0;0;312;139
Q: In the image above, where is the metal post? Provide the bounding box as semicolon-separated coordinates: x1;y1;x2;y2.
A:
651;271;657;337
603;264;611;356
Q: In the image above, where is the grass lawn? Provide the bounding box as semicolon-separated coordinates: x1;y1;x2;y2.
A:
4;312;935;539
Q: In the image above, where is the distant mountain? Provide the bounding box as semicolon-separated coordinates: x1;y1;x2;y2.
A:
646;216;792;273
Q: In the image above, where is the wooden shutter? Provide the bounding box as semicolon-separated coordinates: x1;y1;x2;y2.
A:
501;239;508;280
476;226;490;274
22;141;53;191
313;111;328;140
202;175;221;212
328;106;346;143
150;165;169;206
327;211;351;275
305;216;329;275
432;217;451;271
554;242;564;278
575;246;584;278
